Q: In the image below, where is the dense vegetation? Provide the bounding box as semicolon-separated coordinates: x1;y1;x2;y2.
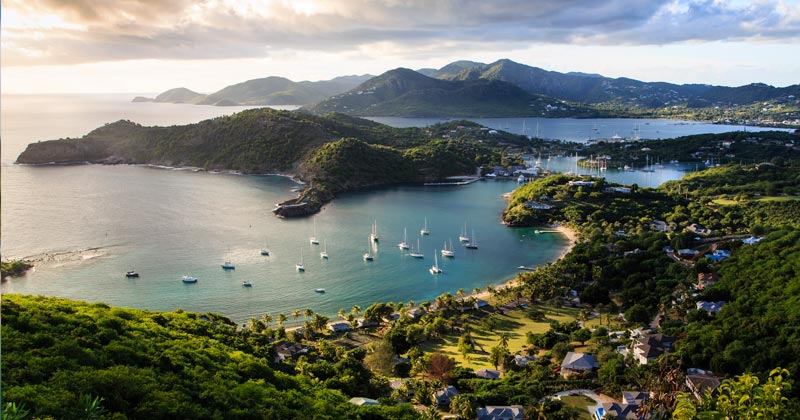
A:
1;295;420;420
15;110;516;217
1;260;33;278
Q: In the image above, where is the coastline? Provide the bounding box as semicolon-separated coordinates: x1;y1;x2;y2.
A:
468;224;577;302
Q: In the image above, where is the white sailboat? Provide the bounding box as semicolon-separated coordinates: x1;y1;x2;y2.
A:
260;237;270;256
296;248;305;271
429;251;442;274
441;239;455;257
465;230;478;249
363;238;374;261
459;222;470;242
420;217;429;236
320;239;329;259
409;239;424;258
397;227;410;250
370;220;379;242
309;219;320;245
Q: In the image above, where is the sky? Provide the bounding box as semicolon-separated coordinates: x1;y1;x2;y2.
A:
2;0;799;94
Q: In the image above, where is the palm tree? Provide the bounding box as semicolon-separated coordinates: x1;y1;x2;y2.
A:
351;304;361;316
499;332;510;349
337;308;346;320
457;288;466;300
291;309;302;320
303;308;314;318
277;313;287;328
407;299;415;308
312;313;329;333
473;287;481;296
262;313;273;326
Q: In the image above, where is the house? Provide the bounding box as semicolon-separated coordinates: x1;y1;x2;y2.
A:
358;318;379;328
678;249;700;257
475;369;501;380
633;334;675;365
348;397;379;406
327;321;351;332
706;249;731;261
742;236;764;245
474;298;490;309
686;223;712;236
274;342;309;362
433;385;459;406
604;186;631;194
696;301;726;314
686;369;724;400
594;392;649;420
560;352;599;377
525;201;553;210
651;220;668;232
513;354;535;366
408;307;427;319
476;405;524;420
696;272;719;290
568;180;596;187
389;378;413;392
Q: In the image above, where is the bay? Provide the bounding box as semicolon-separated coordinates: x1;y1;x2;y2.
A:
3;94;743;324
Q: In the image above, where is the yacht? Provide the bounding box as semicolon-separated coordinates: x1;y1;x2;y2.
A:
363;238;374;261
309;219;320;245
397;227;410;250
242;280;253;287
420;217;429;236
409;239;424;258
260;238;270;256
465;230;478;249
429;251;442;274
125;271;139;278
441;239;455;258
221;261;235;270
296;248;305;272
314;288;326;293
459;222;470;242
370;220;379;242
320;239;329;259
182;276;198;283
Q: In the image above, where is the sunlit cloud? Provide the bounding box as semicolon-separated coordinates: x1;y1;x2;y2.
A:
2;0;798;66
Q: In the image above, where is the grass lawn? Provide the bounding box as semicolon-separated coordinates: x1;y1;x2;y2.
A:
559;395;595;420
420;304;581;370
583;315;625;331
713;196;800;206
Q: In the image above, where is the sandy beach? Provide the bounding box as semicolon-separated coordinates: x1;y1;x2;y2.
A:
468;224;578;301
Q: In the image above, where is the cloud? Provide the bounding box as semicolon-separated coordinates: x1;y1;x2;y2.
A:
2;0;799;66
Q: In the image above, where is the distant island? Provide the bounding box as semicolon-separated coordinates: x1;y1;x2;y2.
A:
15;110;528;217
137;58;800;126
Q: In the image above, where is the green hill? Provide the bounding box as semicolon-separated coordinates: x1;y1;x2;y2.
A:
309;68;598;117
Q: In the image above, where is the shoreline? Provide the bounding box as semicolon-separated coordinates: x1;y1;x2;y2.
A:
468;224;577;302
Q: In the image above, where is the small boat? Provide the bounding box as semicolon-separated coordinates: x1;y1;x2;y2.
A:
441;239;455;258
370;220;379;242
409;239;424;258
459;222;470;242
465;230;478;249
221;261;235;270
242;281;253;287
420;217;429;236
125;271;139;278
320;239;329;259
309;218;320;245
518;265;537;271
260;237;270;256
363;237;374;261
314;288;326;293
296;248;305;272
182;276;198;283
429;251;442;274
398;227;410;250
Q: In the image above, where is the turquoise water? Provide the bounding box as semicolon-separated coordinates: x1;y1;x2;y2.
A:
2;94;723;324
1;164;566;323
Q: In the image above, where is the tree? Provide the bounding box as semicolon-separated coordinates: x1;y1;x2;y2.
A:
337;308;346;320
551;341;574;362
625;304;650;325
351;304;361;316
364;339;395;376
449;394;474;420
570;328;592;346
489;345;510;370
261;312;273;326
428;353;455;380
276;313;287;328
291;309;302;320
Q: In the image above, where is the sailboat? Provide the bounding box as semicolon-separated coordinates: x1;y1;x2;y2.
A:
260;237;270;256
420;217;429;236
429;251;442;274
465;230;478;249
309;219;320;245
221;245;235;269
295;248;305;271
363;238;374;261
409;239;424;258
459;222;470;242
370;220;379;242
397;227;410;250
320;239;329;259
441;239;455;257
